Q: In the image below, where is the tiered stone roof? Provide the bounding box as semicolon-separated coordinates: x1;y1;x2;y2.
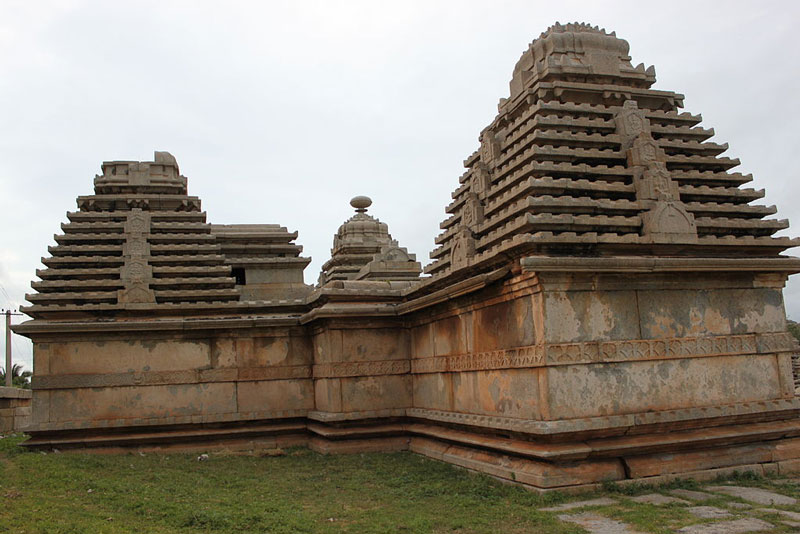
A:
211;224;311;300
319;196;421;285
210;224;310;272
425;22;798;278
24;152;240;317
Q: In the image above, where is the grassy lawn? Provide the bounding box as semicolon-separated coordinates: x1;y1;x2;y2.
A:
0;434;580;534
4;433;800;533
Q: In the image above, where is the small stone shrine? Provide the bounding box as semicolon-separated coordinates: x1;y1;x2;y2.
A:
14;23;800;491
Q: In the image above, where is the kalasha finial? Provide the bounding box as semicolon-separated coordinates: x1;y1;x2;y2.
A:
350;195;372;213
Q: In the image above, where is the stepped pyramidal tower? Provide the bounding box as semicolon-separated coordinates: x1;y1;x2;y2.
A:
13;23;800;492
427;22;796;280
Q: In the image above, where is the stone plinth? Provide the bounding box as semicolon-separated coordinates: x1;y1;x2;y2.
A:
0;387;32;433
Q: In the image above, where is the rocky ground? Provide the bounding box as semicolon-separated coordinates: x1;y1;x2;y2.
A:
539;482;800;533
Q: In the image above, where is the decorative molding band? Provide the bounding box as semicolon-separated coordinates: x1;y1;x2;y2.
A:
34;365;312;390
412;332;798;374
520;255;800;274
307;408;408;422
413;346;543;374
313;360;411;379
27;408;310;432
407;397;800;435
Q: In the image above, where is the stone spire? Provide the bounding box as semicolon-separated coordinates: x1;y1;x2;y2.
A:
25;152;240;317
425;22;796;278
319;196;421;285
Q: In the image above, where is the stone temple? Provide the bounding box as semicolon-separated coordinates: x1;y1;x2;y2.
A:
14;23;800;491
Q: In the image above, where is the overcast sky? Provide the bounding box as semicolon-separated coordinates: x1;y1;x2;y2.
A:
2;0;799;374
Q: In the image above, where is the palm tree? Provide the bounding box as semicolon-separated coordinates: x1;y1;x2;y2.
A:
0;364;32;389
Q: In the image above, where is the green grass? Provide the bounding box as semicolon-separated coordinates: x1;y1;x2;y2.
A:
0;435;581;534
3;434;800;533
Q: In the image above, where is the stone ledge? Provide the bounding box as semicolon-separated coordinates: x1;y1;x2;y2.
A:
408;398;800;435
33;366;312;390
25;408;309;433
521;255;800;273
0;387;32;399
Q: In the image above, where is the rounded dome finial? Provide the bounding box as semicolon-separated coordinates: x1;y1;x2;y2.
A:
350;195;372;213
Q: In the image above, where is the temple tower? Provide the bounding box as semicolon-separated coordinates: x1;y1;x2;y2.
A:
12;24;800;492
319;196;421;285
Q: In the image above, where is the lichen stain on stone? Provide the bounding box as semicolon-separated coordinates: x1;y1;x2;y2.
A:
702;307;729;335
735;306;779;333
646;314;677;339
356;377;382;399
517;299;535;346
585;298;615;341
547;293;581;341
139;339;160;351
687;307;706;335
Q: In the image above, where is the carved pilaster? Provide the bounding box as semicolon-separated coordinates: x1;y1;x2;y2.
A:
451;228;477;270
615;100;697;244
461;193;485;232
478;128;503;169
117;209;155;304
470;163;491;199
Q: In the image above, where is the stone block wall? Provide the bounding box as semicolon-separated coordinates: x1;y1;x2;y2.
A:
408;266;798;434
0;387;32;433
311;321;412;420
28;327;313;433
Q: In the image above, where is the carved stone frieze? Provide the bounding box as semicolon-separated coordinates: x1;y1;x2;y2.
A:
412;332;796;374
412;345;544;374
313;359;410;378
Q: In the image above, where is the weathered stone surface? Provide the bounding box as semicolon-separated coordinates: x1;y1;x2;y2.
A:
705;486;797;506
543;290;640;343
540;497;618;512
340;375;411;412
451;369;541;419
676;518;774;534
670;489;717;501
41;338;211;375
686;506;732;519
48;383;237;423
0;388;32;432
237;379;313;413
557;512;645;534
630;493;689;505
625;442;783;479
547;354;781;420
637;288;786;338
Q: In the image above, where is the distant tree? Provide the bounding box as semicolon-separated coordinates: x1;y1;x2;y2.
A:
789;320;800;343
0;364;31;389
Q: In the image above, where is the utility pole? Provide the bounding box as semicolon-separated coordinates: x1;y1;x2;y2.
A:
3;309;24;388
5;310;11;387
